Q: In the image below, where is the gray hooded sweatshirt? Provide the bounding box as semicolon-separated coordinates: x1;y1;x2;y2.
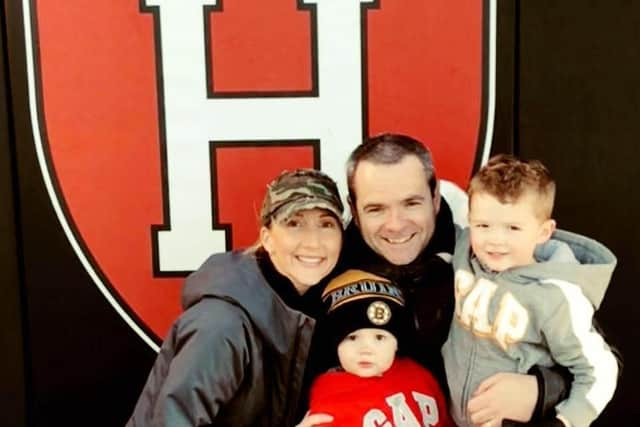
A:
442;229;618;427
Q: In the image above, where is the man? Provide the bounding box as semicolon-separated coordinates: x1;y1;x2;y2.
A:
339;134;569;426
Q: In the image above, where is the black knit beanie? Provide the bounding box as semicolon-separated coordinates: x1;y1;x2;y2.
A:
321;269;410;352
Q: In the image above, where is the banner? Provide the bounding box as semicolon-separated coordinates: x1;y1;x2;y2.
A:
22;0;495;348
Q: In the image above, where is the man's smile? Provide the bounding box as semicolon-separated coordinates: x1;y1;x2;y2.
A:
381;233;416;245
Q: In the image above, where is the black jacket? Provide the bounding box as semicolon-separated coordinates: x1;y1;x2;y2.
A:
337;198;456;390
335;199;570;423
127;251;318;427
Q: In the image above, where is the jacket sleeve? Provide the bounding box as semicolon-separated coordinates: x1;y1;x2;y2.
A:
538;280;618;427
503;365;571;427
129;298;251;427
528;364;571;420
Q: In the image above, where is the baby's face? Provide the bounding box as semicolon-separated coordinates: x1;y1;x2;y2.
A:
337;328;397;378
468;191;555;272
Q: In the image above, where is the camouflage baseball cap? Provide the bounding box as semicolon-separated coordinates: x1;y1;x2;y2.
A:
260;169;344;225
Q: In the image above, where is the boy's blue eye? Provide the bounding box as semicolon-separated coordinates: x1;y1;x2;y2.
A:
320;220;337;228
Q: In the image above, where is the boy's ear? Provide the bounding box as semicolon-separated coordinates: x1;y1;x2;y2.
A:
537;219;556;244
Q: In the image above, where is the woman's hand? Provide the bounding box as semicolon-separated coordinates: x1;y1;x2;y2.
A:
295;411;334;427
467;372;538;427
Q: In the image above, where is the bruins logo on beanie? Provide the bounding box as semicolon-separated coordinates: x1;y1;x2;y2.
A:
321;269;409;348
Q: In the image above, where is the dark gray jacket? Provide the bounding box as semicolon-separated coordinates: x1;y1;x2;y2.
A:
127;252;315;427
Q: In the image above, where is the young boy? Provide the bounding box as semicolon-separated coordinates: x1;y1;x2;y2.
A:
442;155;618;427
307;269;454;427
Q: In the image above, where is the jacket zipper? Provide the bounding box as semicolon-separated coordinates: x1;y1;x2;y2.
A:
460;337;477;424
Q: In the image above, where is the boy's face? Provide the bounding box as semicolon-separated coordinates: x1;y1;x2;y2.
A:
469;191;555;272
337;328;397;378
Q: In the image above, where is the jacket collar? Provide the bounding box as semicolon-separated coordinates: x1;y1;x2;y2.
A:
181;251;316;354
339;198;456;285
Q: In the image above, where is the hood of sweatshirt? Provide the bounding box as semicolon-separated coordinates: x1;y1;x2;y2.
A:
456;228;616;309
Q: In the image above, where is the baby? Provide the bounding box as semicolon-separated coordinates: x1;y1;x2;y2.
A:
308;269;453;427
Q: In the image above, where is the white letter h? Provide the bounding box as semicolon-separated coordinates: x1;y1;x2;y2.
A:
145;0;372;272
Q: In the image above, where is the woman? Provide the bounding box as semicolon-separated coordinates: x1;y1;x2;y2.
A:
127;169;344;427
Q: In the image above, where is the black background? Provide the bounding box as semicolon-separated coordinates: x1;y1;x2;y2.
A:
1;1;638;425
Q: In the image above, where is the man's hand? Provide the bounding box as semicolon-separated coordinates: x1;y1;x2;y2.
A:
468;372;538;426
295;411;334;427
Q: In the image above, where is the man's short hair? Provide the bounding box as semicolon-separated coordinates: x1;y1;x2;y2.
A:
468;154;556;219
346;133;437;204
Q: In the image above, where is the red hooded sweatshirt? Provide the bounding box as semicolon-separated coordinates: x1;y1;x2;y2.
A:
309;358;454;427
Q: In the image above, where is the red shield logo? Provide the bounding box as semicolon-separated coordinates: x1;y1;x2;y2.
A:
23;0;495;348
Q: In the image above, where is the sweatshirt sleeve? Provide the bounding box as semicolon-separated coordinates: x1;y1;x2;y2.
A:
540;279;618;427
408;360;455;427
308;373;356;427
128;298;251;427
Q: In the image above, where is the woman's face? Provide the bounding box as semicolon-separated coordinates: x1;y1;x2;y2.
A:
260;208;342;295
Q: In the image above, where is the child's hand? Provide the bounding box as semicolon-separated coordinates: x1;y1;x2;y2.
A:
295;411;334;427
467;372;538;426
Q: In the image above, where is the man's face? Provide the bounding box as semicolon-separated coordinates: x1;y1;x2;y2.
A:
352;156;440;265
469;191;555;272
